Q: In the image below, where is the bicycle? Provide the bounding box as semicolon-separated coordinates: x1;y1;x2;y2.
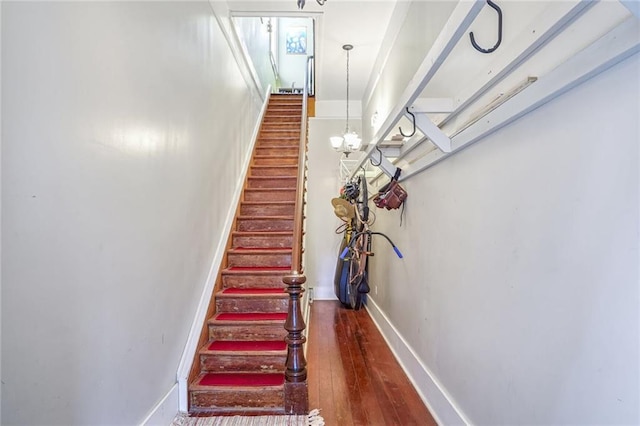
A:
338;174;403;310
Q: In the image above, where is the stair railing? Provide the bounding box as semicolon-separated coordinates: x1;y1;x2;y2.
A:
283;55;313;414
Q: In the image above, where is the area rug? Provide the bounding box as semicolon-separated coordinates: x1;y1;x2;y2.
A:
172;409;324;426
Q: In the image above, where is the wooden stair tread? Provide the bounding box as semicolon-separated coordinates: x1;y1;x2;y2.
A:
251;165;298;169
213;312;287;321
248;175;296;179
232;231;293;235
222;266;291;272
258;135;300;139
254;155;298;158
205;340;287;352
218;288;287;297
240;201;295;205
228;247;292;253
237;215;294;220
192;372;285;389
189;408;287;416
244;188;296;191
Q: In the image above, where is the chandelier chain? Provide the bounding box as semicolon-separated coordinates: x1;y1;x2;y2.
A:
345;48;350;134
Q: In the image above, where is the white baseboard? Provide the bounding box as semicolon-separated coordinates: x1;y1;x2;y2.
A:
365;297;470;426
312;286;337;301
139;383;179;426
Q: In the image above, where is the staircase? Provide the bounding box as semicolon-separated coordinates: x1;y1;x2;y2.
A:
189;94;306;415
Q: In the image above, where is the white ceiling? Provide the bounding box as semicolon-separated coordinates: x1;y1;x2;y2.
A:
225;0;398;102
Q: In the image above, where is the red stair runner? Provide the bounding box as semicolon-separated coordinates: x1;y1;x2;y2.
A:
198;373;284;387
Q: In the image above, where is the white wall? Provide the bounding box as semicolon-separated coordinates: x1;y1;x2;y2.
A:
305;118;343;300
367;51;639;425
1;2;259;424
278;17;314;90
362;0;456;143
234;17;274;94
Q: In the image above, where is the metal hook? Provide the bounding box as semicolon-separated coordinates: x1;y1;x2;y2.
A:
399;107;416;138
469;0;503;54
370;146;383;167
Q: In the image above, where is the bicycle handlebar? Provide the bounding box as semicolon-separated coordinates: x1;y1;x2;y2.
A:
342;230;403;259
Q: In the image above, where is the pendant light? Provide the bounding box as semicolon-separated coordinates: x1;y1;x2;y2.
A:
330;44;362;156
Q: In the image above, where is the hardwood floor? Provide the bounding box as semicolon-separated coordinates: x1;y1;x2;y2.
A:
307;300;437;426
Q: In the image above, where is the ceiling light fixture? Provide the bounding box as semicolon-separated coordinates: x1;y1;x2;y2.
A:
330;44;362;156
297;0;326;10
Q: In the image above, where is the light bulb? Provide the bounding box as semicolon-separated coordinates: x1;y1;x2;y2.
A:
330;136;344;149
343;132;361;150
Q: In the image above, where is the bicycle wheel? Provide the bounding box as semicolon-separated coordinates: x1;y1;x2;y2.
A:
347;254;363;310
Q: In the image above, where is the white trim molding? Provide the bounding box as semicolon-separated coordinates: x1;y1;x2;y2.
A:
139;384;179;426
365;297;471;426
312;286;338;301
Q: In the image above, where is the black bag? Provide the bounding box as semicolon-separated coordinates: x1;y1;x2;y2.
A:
373;168;407;210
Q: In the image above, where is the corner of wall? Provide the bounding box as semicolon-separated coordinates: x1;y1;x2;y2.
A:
138;384;179;426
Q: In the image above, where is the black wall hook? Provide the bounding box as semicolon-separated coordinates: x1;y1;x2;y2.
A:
469;0;503;54
399;107;416;138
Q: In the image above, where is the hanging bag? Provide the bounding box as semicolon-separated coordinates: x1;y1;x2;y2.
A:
373;168;407;210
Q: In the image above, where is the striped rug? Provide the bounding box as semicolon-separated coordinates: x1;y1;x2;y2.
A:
172;410;324;426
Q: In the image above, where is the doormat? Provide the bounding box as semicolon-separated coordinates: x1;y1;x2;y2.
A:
172;409;324;426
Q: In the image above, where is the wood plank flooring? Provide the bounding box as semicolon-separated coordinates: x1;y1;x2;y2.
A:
307;301;437;426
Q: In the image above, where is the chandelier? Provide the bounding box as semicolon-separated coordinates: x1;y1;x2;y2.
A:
330;44;362;156
297;0;326;9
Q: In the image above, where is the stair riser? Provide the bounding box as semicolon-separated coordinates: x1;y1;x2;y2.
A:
263;116;301;123
216;297;289;313
256;147;299;156
253;157;298;166
244;190;295;202
210;324;288;341
268;103;302;108
191;388;284;409
261;123;301;130
240;203;295;216
237;219;293;232
259;130;300;138
265;110;301;117
199;354;286;373
232;234;293;249
247;178;297;189
257;139;300;147
222;274;286;289
227;253;291;268
250;167;298;177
